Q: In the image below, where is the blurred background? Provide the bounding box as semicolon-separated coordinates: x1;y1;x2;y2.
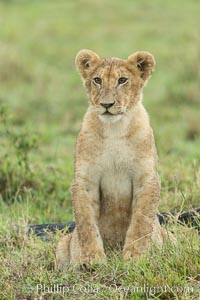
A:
0;0;199;224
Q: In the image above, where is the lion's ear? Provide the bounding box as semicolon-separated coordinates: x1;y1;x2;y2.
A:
75;49;100;80
127;51;156;82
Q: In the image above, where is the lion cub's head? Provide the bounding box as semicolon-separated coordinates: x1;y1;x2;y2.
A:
76;49;155;123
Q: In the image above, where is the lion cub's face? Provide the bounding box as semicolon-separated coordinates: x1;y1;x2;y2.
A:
76;49;155;123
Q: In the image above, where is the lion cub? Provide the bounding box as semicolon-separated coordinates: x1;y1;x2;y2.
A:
56;49;167;269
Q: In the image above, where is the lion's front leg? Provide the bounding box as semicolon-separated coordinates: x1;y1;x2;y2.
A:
123;175;160;261
71;179;106;266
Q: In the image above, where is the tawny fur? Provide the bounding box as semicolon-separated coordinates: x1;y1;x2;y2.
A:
56;49;174;269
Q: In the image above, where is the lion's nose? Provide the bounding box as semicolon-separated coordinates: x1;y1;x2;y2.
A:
100;101;115;109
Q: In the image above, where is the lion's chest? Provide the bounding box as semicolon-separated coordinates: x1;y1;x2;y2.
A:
99;137;133;206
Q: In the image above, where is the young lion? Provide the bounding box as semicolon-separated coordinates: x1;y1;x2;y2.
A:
56;49;169;269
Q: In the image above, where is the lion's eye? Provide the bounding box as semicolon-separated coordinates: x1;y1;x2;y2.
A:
118;77;128;85
93;77;102;85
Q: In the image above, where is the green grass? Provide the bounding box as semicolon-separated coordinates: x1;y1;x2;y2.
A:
0;0;199;299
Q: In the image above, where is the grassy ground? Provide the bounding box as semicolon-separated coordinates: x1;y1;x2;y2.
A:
0;0;200;299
